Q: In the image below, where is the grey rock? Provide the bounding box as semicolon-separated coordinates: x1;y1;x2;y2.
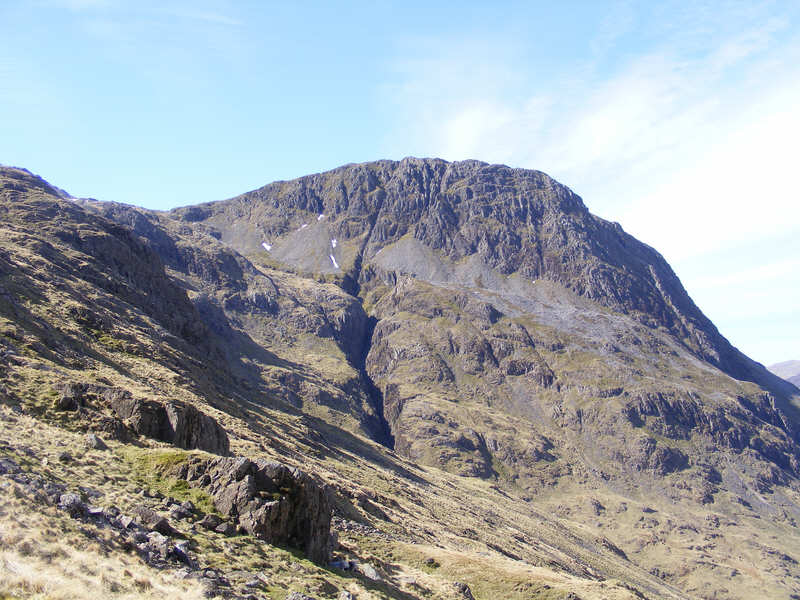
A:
286;593;316;600
170;506;192;520
355;562;381;581
87;506;106;519
109;394;229;455
198;513;223;530
176;456;333;564
132;530;149;543
132;506;175;535
338;592;354;600
453;582;475;599
119;515;135;529
55;383;87;411
214;522;236;536
58;493;87;518
0;457;20;475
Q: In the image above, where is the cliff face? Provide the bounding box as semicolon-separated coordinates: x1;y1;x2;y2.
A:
171;158;794;401
3;162;800;600
163;158;800;486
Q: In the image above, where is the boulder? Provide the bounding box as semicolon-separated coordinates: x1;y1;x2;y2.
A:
109;393;229;455
0;457;20;475
58;493;88;518
169;505;192;520
355;562;381;581
453;582;475;599
55;383;88;411
175;456;333;563
132;506;176;535
164;401;229;455
198;513;222;530
215;522;236;536
109;394;171;439
85;433;108;450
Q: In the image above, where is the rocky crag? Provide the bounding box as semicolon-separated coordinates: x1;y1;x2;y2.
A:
2;161;800;599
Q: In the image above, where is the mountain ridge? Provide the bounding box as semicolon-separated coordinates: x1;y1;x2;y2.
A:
170;157;797;409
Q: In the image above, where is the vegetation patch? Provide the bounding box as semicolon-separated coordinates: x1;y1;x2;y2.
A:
120;447;218;515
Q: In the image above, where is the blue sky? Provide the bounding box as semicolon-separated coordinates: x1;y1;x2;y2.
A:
1;0;798;366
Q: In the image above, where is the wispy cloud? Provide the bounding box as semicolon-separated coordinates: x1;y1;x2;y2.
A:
45;0;113;10
380;2;800;363
165;9;242;27
381;4;800;263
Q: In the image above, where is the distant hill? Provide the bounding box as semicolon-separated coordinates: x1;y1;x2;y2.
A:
770;360;800;387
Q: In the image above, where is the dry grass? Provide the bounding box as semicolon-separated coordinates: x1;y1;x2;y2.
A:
0;487;206;600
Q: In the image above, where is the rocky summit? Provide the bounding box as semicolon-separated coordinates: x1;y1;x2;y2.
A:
1;159;800;600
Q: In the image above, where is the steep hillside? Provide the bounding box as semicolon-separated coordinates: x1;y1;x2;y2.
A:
2;162;800;600
170;159;794;402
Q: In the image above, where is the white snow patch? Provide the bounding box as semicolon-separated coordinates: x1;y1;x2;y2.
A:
261;242;272;251
329;254;339;269
331;239;337;248
317;214;325;221
299;223;308;230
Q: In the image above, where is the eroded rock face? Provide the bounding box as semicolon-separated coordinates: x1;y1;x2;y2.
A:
109;393;229;455
174;456;333;564
169;158;795;402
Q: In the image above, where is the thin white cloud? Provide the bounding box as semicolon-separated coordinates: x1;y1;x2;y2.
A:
381;3;800;363
690;257;800;291
43;0;240;25
182;11;241;26
45;0;113;10
382;7;800;263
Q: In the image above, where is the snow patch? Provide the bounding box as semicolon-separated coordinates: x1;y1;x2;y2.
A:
261;242;272;251
329;254;339;269
331;239;337;248
299;223;308;230
317;214;325;221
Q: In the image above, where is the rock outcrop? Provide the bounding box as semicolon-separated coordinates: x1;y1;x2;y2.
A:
174;456;333;564
109;393;229;455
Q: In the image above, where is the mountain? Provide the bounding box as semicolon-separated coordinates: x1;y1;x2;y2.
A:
2;160;800;600
771;360;800;388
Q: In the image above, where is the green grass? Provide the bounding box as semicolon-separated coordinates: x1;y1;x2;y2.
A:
121;447;218;515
